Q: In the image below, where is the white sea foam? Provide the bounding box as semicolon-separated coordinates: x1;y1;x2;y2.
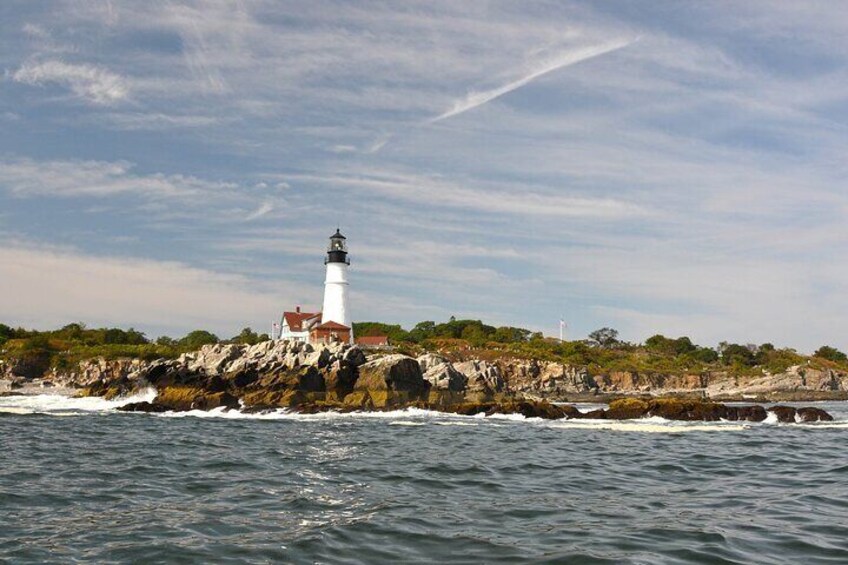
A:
434;421;479;427
549;419;749;433
0;388;156;415
3;392;844;432
389;421;427;426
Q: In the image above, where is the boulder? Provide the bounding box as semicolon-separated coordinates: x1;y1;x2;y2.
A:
343;346;368;367
8;353;51;380
454;360;504;394
604;398;650;419
154;386;240;411
648;398;728;421
252;366;324;393
417;353;450;373
768;405;797;423
347;355;430;409
796;407;834;422
117;401;169;413
485;399;570;420
242;389;307;409
225;367;260;389
188;343;246;375
417;354;467;392
355;355;429;394
426;390;468;409
728;405;768;422
323;361;357;400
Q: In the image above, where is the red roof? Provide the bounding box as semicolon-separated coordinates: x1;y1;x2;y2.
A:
283;311;321;331
313;320;350;331
356;335;389;346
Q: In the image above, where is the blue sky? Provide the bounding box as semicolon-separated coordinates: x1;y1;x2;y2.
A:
1;1;847;351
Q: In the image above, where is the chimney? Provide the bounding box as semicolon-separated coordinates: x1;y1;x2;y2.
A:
296;306;301;313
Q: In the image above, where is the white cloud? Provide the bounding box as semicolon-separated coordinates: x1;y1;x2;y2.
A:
431;38;636;122
0;157;235;198
0;242;314;338
245;201;274;220
11;60;129;104
4;2;848;349
292;170;649;219
329;144;358;154
101;112;222;130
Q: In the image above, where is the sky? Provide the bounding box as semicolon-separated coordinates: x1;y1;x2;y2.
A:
1;1;847;351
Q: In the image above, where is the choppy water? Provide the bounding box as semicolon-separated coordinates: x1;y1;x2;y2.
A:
2;393;848;564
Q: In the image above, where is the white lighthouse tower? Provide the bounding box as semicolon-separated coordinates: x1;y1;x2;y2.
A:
321;229;352;342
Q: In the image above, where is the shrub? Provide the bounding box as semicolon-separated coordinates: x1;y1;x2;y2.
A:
814;346;848;363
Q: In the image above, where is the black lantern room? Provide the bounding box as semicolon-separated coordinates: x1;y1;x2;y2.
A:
326;229;350;264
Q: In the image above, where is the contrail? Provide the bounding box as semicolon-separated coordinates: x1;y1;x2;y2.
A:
429;38;635;123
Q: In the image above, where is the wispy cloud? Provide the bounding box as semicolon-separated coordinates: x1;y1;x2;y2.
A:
0;157;233;198
0;240;314;337
245;201;274;220
4;2;848;348
11;60;129;104
431;38;636;122
291;169;649;219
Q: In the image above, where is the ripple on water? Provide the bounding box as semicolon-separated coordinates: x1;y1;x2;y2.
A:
2;400;848;563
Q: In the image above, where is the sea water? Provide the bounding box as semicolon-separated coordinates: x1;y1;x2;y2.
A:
1;393;847;564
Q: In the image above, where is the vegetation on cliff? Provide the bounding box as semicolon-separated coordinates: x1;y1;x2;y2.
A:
0;322;268;373
2;319;847;380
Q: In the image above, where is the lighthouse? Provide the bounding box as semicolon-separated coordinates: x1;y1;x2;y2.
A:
274;230;354;344
320;229;353;342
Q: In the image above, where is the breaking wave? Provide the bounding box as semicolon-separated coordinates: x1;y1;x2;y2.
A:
1;393;845;433
0;388;156;415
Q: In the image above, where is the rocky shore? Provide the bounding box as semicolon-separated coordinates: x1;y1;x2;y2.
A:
1;341;833;422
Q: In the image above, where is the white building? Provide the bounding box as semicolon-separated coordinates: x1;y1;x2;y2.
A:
275;307;321;343
273;230;353;344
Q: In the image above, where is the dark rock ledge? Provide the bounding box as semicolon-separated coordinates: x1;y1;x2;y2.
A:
76;342;832;423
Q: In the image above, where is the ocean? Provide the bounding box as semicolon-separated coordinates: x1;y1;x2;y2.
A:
2;392;847;564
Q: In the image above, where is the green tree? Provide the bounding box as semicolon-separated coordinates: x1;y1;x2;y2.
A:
179;330;219;349
645;334;696;355
407;321;436;342
100;327;147;345
0;323;12;346
814;345;848;363
156;336;176;346
353;322;410;343
721;343;756;366
55;322;86;341
588;327;620;349
232;327;260;345
492;326;532;343
461;324;488;347
689;348;719;364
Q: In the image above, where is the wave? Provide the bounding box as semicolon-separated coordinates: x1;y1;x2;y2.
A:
549;419;749;433
0;388;156;415
2;392;845;431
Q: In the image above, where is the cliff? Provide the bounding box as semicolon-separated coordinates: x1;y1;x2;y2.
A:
0;341;832;422
3;341;847;404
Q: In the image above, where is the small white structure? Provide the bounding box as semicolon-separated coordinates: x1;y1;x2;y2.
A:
320;229;353;343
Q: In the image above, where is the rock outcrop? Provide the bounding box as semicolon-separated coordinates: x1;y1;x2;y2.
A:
344;355;431;409
453;360;505;395
417;354;467;392
1;340;831;422
586;398;832;423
